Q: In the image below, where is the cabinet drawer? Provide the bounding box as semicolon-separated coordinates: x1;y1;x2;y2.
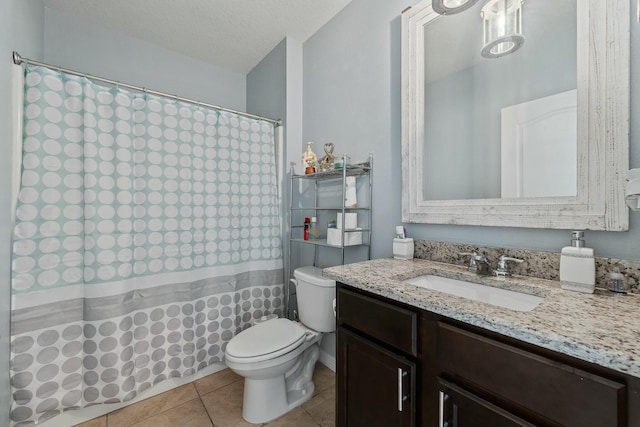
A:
338;286;417;357
439;378;536;427
438;322;626;427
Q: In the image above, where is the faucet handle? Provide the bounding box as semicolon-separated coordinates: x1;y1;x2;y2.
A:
458;251;476;257
498;255;524;264
495;255;524;277
460;252;489;260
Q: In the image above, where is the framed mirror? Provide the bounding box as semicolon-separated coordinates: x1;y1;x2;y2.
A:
401;0;629;230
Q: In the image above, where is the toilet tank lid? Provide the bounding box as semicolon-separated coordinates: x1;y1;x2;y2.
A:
293;266;335;287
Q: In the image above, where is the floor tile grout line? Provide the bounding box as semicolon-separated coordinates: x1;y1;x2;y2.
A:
194;369;244;399
106;383;199;427
200;393;218;427
82;368;333;427
200;398;216;427
301;406;323;427
198;390;220;427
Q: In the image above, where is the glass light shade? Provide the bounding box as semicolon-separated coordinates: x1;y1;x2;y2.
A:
481;0;525;58
432;0;478;15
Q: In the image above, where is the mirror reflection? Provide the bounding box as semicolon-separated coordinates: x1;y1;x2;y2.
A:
422;0;577;201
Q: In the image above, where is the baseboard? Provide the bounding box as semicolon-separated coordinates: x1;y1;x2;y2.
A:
39;362;227;427
318;349;336;372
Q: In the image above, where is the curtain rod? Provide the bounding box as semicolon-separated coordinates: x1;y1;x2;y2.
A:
12;51;282;127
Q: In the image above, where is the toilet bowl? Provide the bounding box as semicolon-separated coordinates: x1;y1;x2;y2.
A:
225;318;321;423
224;266;336;423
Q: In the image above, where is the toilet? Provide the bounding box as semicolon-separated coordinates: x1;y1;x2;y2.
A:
224;266;336;423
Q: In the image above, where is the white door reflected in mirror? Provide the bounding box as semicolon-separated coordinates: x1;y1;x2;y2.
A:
500;89;577;198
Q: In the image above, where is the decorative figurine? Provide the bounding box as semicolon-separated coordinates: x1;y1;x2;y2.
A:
302;141;317;174
318;143;335;172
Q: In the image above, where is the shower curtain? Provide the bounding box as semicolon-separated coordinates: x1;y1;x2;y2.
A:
10;65;284;426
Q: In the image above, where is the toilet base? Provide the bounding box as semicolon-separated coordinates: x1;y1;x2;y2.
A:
242;344;320;423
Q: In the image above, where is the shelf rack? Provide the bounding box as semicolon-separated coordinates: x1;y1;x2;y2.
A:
285;153;373;318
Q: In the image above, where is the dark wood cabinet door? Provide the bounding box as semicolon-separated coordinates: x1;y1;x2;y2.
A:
439;379;537;427
337;326;416;427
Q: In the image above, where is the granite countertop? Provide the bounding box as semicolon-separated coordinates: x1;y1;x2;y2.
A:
324;258;640;378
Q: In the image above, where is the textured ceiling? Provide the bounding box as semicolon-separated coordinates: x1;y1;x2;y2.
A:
42;0;352;74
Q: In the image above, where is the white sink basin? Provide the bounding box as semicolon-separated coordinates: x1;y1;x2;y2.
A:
403;275;543;312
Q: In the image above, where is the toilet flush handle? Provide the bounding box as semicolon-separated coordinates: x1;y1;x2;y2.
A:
304;331;318;342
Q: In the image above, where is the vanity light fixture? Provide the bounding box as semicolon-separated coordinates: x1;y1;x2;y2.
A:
480;0;525;58
432;0;479;15
625;169;640;210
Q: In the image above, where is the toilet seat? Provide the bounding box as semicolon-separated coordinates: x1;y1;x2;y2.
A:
226;318;309;363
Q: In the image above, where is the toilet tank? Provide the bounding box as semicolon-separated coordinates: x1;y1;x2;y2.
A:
293;266;336;333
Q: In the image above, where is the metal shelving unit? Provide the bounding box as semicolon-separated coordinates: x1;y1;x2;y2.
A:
285;153;373;318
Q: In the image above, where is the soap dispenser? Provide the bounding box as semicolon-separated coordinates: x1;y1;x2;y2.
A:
560;231;595;294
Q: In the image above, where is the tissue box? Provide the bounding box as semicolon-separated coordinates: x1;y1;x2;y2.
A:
327;228;362;246
336;213;357;229
393;238;414;260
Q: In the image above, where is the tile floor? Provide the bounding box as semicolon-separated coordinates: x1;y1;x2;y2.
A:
74;364;335;427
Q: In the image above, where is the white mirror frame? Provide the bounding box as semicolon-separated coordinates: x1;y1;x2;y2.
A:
401;0;630;230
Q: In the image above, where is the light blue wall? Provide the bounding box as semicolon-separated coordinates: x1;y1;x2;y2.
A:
304;0;640;260
304;0;416;260
284;37;304;175
0;1;45;424
246;38;339;363
43;7;246;111
246;37;290;294
247;39;286;123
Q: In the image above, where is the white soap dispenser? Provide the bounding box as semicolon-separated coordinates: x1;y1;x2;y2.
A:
560;231;595;294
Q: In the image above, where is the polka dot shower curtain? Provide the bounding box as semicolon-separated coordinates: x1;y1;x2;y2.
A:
10;65;284;426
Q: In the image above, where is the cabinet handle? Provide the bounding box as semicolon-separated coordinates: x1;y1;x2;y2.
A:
397;368;408;412
439;390;446;427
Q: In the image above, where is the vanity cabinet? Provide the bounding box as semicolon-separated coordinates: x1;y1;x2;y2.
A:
336;283;640;427
337;286;417;427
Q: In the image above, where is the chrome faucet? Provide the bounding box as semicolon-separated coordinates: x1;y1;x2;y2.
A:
494;255;524;278
473;254;494;276
459;252;492;275
459;252;524;278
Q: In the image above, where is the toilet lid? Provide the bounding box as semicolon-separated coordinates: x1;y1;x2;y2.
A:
226;318;306;359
